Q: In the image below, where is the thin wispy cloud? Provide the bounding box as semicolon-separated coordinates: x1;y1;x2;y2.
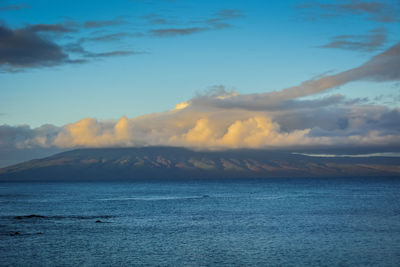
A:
83;17;127;29
27;23;78;33
64;41;144;59
0;3;31;11
142;14;173;25
150;27;207;37
84;50;144;58
198;41;400;111
88;32;143;42
206;9;244;28
150;9;244;37
319;27;387;52
297;0;400;23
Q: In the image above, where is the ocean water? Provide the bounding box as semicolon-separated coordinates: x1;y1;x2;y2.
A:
1;177;400;266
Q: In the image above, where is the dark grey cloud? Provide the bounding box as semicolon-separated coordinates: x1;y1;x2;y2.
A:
0;124;59;149
0;19;143;72
0;24;68;69
320;27;387;52
274;104;390;134
373;91;400;105
84;17;126;29
0;4;31;11
0;124;63;167
376;109;400;133
297;0;400;23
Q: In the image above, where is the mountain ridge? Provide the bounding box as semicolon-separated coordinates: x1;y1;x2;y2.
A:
1;146;399;181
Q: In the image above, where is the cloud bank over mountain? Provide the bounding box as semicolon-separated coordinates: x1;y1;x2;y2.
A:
1;41;400;155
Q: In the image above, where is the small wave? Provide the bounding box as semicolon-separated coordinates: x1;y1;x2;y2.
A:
15;214;45;220
50;215;116;220
9;214;116;220
97;195;210;201
254;196;285;200
6;231;44;237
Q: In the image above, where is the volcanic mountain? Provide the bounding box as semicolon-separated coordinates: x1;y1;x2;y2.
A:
0;147;399;181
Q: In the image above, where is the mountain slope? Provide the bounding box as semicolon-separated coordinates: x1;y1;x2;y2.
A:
0;147;399;181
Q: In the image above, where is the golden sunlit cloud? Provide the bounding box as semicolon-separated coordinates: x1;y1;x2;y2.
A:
173;101;190;110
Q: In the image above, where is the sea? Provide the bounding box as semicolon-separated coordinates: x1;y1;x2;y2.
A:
1;177;400;266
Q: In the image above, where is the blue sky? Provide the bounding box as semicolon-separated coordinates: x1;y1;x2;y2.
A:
1;0;399;127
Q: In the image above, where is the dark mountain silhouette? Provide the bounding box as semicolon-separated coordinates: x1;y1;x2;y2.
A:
0;147;399;181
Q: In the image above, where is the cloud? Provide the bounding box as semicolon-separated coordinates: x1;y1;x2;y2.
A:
0;24;68;69
64;40;144;59
319;27;387;52
206;9;244;28
297;0;400;23
83;17;127;29
85;50;144;58
27;23;78;33
215;9;243;19
2;97;400;153
87;32;143;42
0;4;31;11
142;14;173;25
150;9;244;37
53;117;133;147
0;22;143;71
171;116;311;149
192;41;400;111
0;124;60;149
150;27;207;37
0;8;242;71
1;78;399;152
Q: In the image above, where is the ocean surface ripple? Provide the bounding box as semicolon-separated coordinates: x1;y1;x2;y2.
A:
1;177;400;266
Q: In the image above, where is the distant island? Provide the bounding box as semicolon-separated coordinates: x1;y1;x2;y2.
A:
0;147;399;181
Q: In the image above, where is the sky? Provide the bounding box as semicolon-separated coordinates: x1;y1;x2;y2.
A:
1;0;400;167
